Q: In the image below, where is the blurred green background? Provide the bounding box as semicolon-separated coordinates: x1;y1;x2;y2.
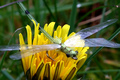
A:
0;0;120;80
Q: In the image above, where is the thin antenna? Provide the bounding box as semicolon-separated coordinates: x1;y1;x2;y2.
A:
0;0;25;9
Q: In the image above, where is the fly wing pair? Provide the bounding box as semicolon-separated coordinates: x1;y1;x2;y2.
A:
0;19;119;60
0;44;61;60
65;19;120;48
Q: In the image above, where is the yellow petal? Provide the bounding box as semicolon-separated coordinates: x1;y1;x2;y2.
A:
32;60;44;80
26;25;32;45
61;24;70;42
76;54;87;69
47;22;55;36
43;62;52;80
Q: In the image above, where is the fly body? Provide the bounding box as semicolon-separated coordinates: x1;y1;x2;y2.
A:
60;43;78;60
0;2;120;61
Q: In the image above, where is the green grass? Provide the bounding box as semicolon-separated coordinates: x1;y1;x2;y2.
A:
0;0;120;80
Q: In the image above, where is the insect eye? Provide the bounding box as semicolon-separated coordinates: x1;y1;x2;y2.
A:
66;54;70;57
75;51;78;55
73;54;76;57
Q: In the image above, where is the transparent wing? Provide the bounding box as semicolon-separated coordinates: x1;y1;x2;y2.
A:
0;44;61;60
64;35;85;47
76;19;117;39
84;38;120;48
64;19;117;47
0;44;60;51
0;45;20;51
10;52;22;60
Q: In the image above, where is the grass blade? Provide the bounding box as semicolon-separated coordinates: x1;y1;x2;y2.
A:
1;69;15;80
77;69;120;74
54;0;58;20
68;0;77;33
114;71;120;80
96;0;108;37
43;0;56;22
0;33;15;71
16;72;24;80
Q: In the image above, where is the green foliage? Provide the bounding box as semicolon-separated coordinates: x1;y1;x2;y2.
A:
0;0;120;80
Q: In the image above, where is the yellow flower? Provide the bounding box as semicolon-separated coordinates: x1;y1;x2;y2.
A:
19;20;89;80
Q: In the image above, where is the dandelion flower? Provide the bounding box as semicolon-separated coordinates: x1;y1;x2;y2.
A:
19;20;89;80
